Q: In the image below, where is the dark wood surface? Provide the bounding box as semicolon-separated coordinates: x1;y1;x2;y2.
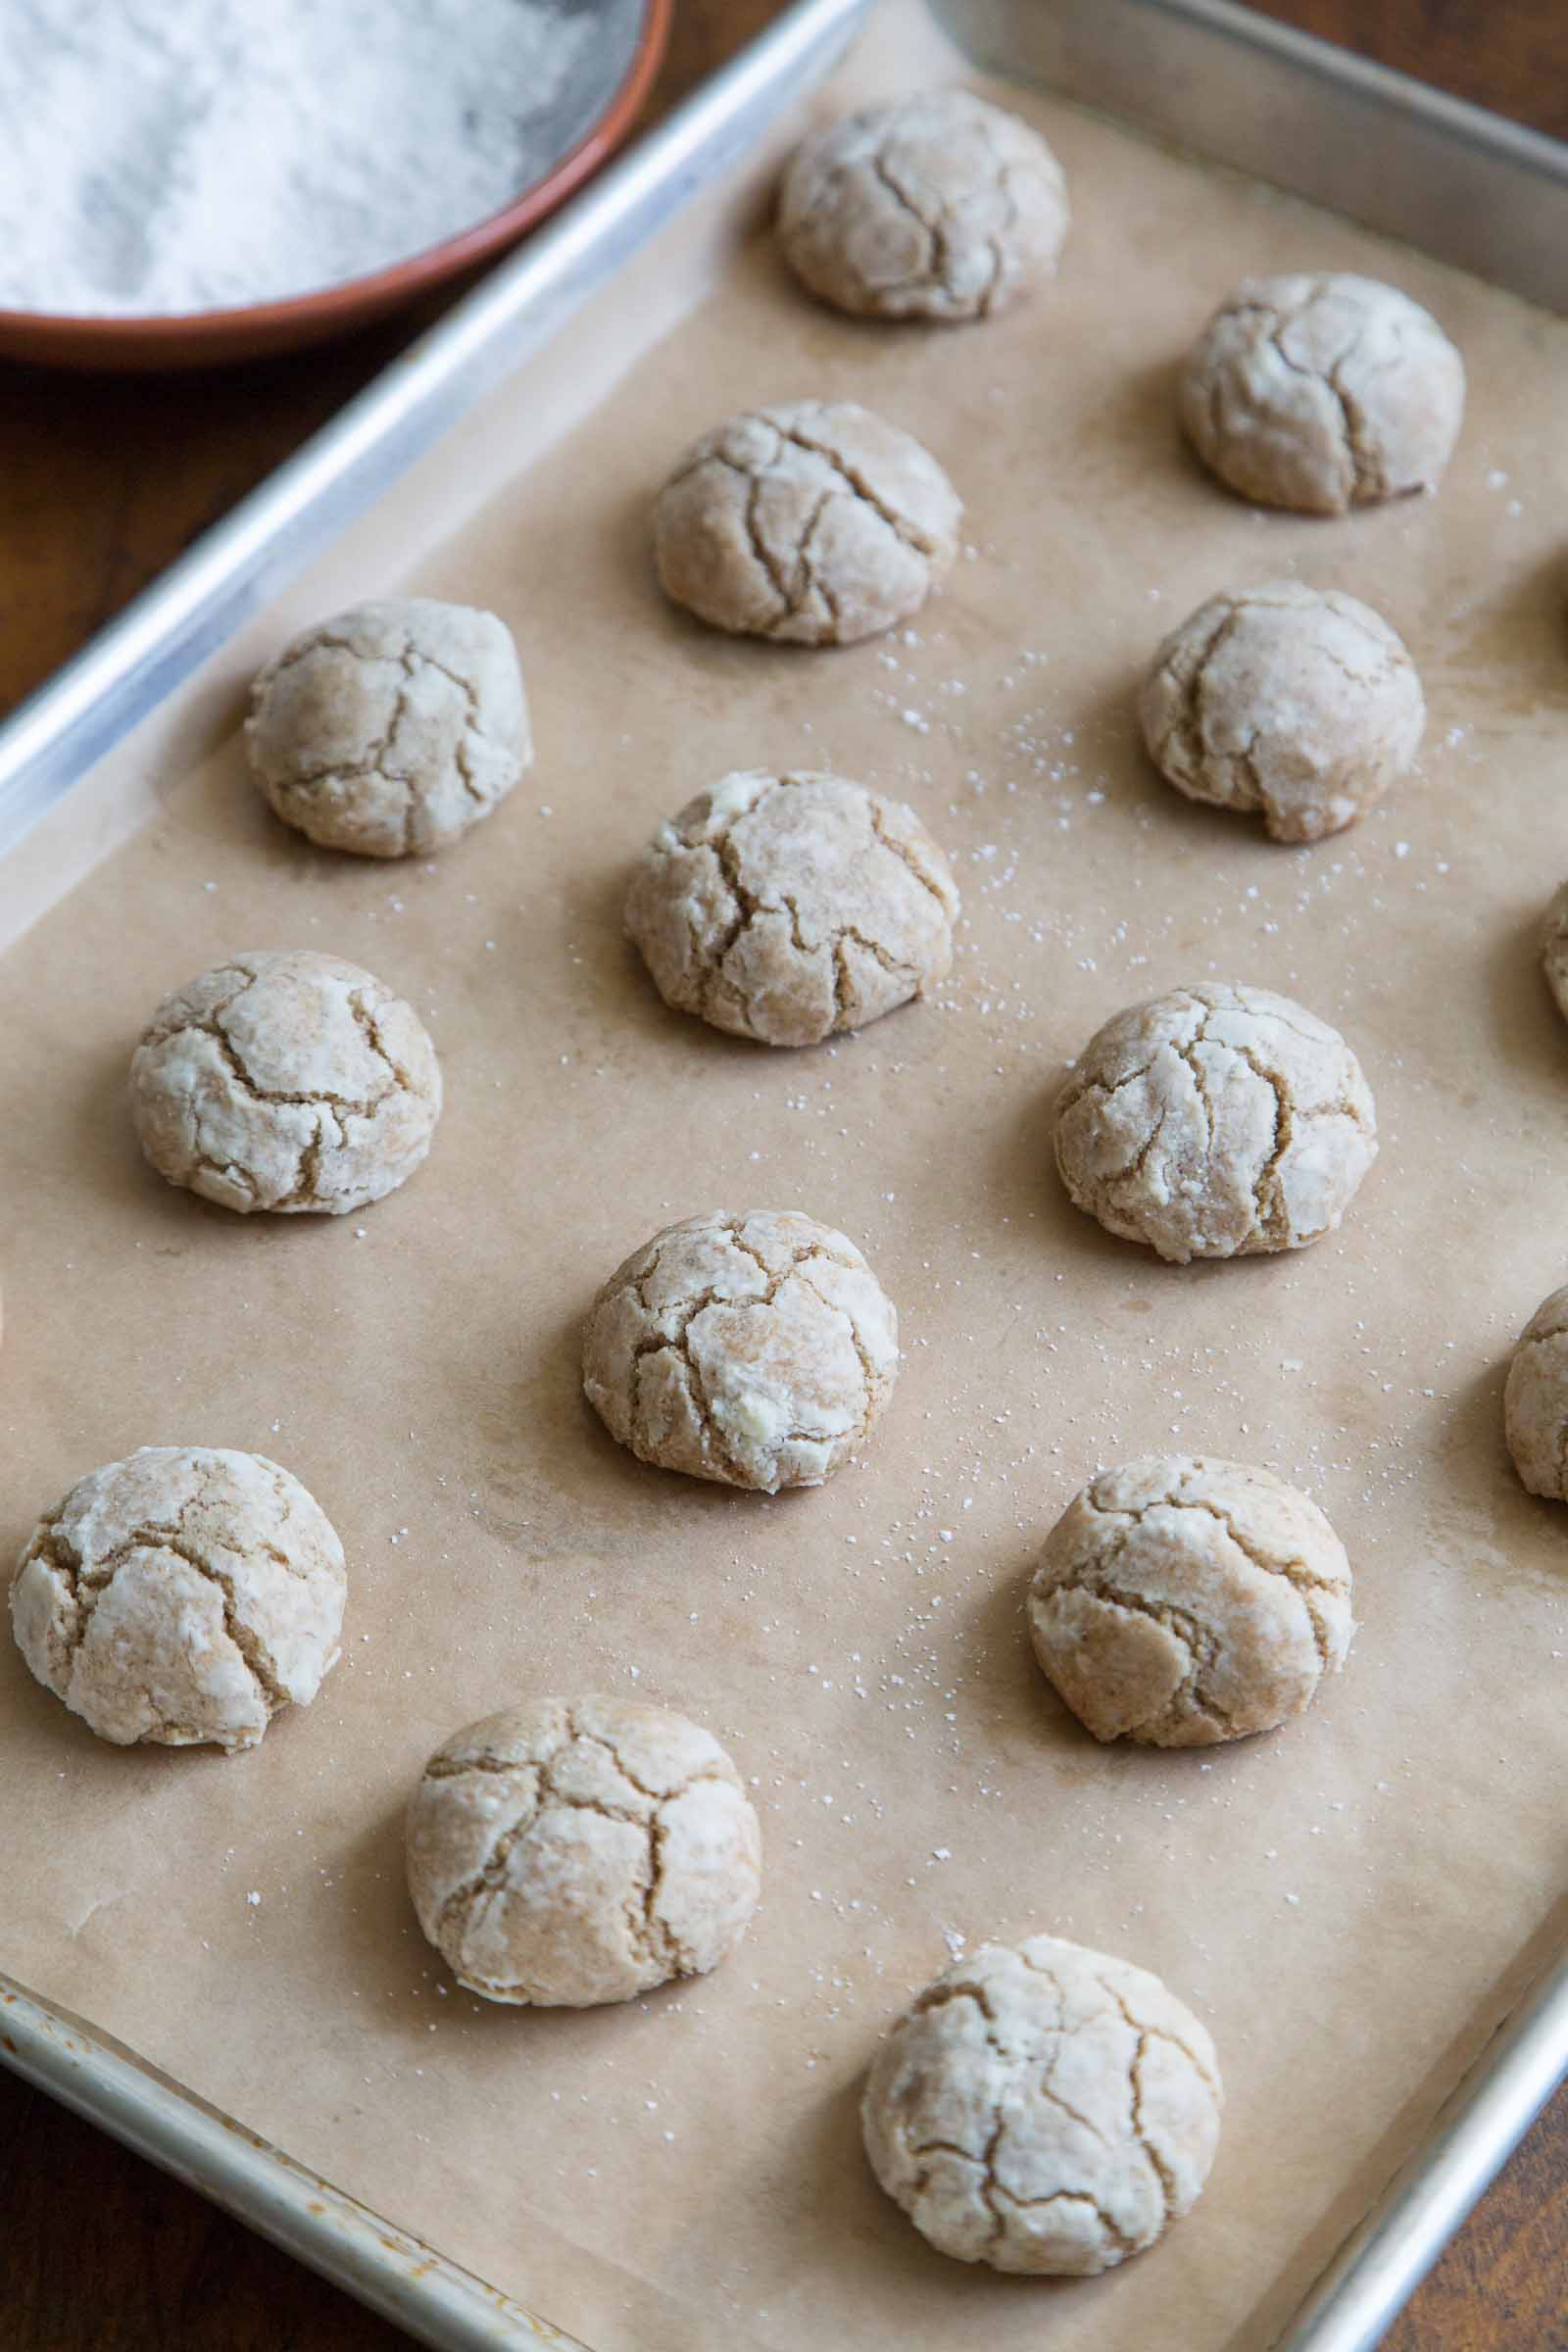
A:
3;4;1564;2347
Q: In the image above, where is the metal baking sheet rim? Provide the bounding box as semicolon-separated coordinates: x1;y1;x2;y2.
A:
3;1;1567;2347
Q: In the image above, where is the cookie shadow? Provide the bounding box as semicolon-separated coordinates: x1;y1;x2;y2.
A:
1072;658;1336;866
74;1035;301;1250
986;1073;1100;1246
611;480;792;691
332;1793;603;2050
953;1540;1111;1792
567;856;816;1068
1484;906;1566;1093
960;1543;1274;1802
466;1296;820;1566
991;1073;1331;1310
1084;352;1194;491
1443;1348;1568;1596
785;2064;1126;2322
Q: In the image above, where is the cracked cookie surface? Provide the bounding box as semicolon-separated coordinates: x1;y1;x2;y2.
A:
1141;581;1424;844
1054;980;1377;1263
582;1208;899;1492
625;769;959;1047
129;948;442;1215
652;398;960;646
1539;884;1568;1030
777;90;1067;323
9;1446;346;1751
1180;272;1464;514
1030;1454;1354;1746
1503;1285;1568;1500
405;1694;761;2006
861;1933;1222;2275
246;598;530;858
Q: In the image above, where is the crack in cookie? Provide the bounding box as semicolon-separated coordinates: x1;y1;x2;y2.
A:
407;1696;760;2009
863;1935;1221;2275
1055;980;1376;1261
246;597;530;858
1030;1453;1354;1746
582;1209;899;1494
130;950;442;1216
8;1447;344;1752
777;91;1067;323
626;770;958;1049
653;399;960;647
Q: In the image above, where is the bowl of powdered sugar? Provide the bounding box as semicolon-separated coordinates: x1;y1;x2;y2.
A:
0;0;669;368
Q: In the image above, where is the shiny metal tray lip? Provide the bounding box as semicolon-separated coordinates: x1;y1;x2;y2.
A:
0;0;873;869
5;1;1568;2347
947;0;1568;311
0;1975;586;2352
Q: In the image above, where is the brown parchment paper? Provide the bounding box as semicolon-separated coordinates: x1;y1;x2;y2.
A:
5;6;1568;2347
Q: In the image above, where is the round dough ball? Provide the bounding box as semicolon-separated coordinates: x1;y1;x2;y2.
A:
1540;884;1568;1028
861;1933;1222;2275
1140;581;1424;844
405;1694;761;2005
246;598;529;858
653;399;960;647
582;1208;899;1493
1029;1454;1353;1746
1504;1286;1568;1499
130;949;442;1216
625;769;959;1047
1055;981;1377;1262
1180;272;1464;514
777;91;1067;322
9;1446;345;1752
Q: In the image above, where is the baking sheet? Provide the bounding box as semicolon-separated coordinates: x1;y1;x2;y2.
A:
5;4;1568;2349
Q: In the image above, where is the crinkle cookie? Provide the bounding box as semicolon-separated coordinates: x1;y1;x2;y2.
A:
1540;884;1568;1028
777;90;1068;322
405;1695;761;2006
582;1208;899;1493
1029;1454;1354;1746
9;1447;345;1752
246;598;529;858
130;949;441;1215
1140;581;1424;843
625;769;959;1047
861;1933;1222;2275
653;399;960;646
1180;272;1464;514
1504;1287;1568;1500
1055;981;1377;1262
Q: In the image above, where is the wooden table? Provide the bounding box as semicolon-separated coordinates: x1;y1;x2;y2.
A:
3;3;1564;2345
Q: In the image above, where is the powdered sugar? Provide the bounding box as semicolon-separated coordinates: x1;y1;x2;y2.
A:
0;0;602;317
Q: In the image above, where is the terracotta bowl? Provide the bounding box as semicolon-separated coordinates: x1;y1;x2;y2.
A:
0;0;670;373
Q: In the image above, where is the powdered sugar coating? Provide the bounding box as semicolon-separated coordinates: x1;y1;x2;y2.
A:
653;399;960;647
582;1209;899;1493
406;1694;761;2006
1539;883;1568;1029
1030;1454;1354;1746
129;949;441;1215
625;769;959;1047
247;599;529;858
1180;272;1464;514
10;1446;345;1751
1055;982;1377;1262
862;1933;1222;2275
1504;1286;1568;1501
777;90;1068;322
1140;581;1424;844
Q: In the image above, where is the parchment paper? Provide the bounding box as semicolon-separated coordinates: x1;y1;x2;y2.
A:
5;6;1568;2348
